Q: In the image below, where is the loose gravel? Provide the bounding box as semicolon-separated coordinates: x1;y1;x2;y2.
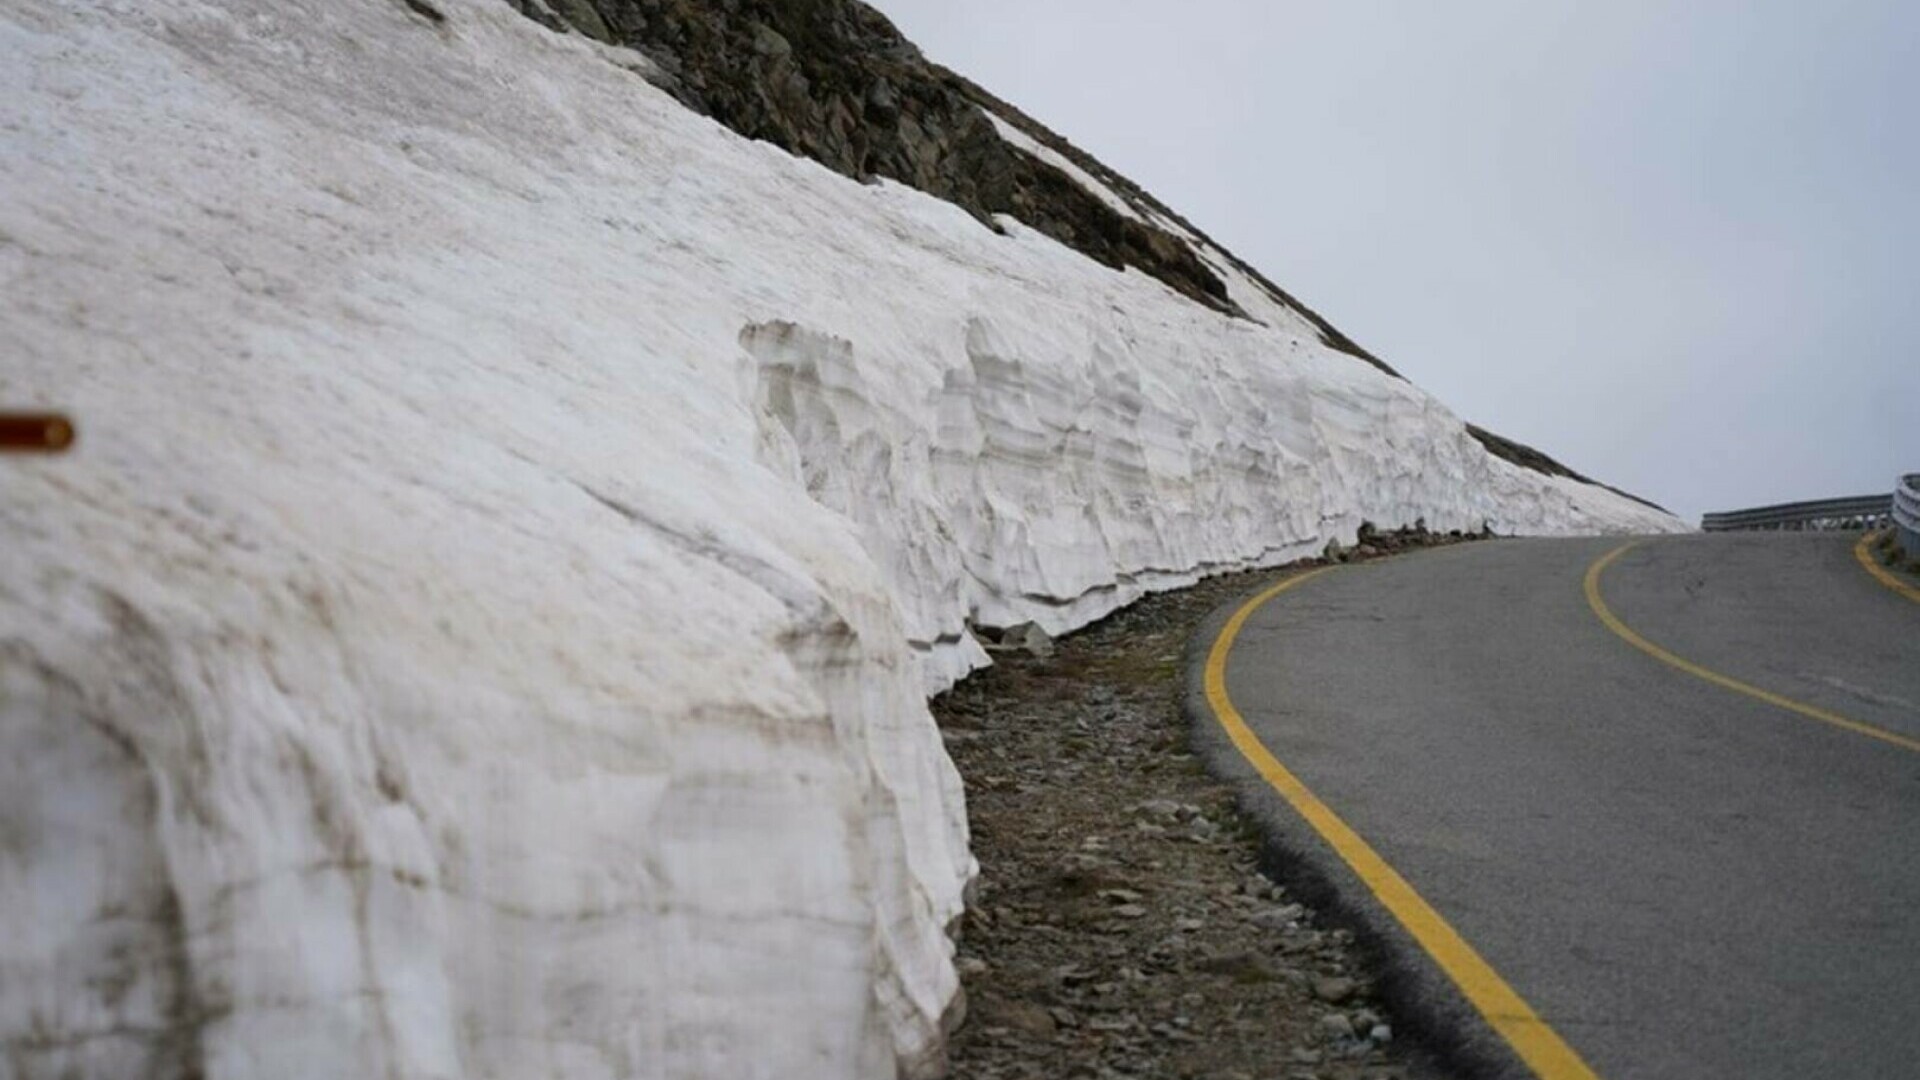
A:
935;527;1484;1080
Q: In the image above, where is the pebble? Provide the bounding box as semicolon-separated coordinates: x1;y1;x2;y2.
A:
1195;951;1276;982
1311;975;1358;1004
1052;963;1096;985
1250;904;1305;931
1135;798;1183;821
1318;1013;1356;1040
926;548;1477;1078
976;997;1056;1038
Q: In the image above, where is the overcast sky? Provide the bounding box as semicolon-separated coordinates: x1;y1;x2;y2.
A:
868;1;1917;521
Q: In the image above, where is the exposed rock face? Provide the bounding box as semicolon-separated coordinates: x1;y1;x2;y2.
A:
516;0;1242;317
1466;424;1671;513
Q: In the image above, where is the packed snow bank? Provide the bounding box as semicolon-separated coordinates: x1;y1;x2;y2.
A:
0;1;1683;1077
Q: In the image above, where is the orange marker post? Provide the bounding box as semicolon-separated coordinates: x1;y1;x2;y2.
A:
0;412;76;453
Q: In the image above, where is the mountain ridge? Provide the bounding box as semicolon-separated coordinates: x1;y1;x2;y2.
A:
512;0;1669;508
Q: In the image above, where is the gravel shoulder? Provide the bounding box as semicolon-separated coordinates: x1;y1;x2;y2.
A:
935;528;1483;1080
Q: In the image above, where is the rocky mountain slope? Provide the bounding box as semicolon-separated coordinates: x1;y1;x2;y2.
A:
513;0;1664;496
0;2;1679;1079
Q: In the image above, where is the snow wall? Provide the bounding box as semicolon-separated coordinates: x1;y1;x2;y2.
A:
0;1;1684;1077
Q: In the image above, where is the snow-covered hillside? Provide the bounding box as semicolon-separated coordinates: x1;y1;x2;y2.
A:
0;1;1683;1077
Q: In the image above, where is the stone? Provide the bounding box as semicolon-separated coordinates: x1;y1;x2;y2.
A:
1053;963;1097;985
545;0;613;42
749;22;792;58
1135;798;1183;821
1319;1013;1356;1041
1250;903;1305;931
1310;975;1358;1004
974;997;1057;1039
1005;621;1054;657
865;77;899;120
1196;951;1276;982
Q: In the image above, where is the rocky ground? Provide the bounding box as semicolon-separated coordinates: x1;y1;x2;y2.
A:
1870;528;1920;575
933;525;1482;1080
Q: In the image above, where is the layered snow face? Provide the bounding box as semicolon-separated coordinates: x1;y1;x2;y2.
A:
0;1;1683;1078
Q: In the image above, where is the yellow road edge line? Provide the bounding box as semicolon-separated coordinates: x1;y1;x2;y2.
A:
1585;542;1920;753
1853;531;1920;605
1203;568;1603;1080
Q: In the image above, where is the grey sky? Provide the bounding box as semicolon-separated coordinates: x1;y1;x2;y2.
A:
868;1;1918;521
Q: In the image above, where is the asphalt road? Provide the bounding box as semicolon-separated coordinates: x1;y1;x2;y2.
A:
1191;533;1920;1080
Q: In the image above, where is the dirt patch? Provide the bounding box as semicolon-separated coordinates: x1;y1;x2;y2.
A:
934;526;1482;1080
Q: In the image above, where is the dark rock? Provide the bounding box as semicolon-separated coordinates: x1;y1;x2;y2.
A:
514;0;1272;325
749;21;791;57
973;996;1057;1038
1196;950;1277;983
545;0;613;41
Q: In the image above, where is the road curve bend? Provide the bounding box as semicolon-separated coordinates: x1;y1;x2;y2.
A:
1189;532;1920;1080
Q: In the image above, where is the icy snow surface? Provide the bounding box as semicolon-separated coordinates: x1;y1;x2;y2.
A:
0;0;1684;1077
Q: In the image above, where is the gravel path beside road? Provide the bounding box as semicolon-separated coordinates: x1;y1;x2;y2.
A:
936;528;1482;1080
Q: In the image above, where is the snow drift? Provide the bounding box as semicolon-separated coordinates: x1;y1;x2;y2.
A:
0;1;1682;1077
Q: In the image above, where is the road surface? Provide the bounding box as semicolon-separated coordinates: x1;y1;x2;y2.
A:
1190;532;1920;1079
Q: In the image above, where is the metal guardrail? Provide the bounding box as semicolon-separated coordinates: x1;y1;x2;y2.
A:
1895;474;1920;558
1700;493;1892;532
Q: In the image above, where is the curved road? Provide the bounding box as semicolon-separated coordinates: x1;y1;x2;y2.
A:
1191;533;1920;1080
